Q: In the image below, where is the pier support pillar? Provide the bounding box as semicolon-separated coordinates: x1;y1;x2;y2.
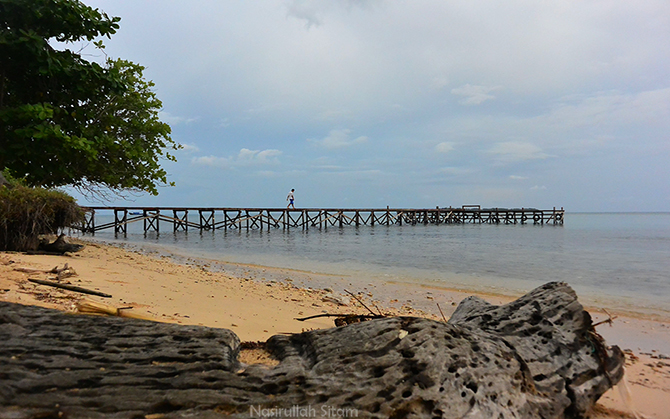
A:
114;209;127;235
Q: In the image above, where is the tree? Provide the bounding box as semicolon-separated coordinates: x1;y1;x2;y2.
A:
0;0;180;196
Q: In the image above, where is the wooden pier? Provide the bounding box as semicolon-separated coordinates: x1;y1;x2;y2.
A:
78;206;564;234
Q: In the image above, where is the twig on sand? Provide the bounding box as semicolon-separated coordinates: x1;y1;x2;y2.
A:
28;278;112;298
437;303;448;323
344;289;377;316
592;309;618;328
371;301;384;317
294;313;380;322
295;290;387;327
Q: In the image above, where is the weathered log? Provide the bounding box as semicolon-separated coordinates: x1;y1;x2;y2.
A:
0;282;624;418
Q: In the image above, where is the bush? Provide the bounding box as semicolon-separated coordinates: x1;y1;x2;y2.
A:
0;184;84;251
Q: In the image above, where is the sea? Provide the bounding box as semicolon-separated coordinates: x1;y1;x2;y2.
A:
76;212;670;322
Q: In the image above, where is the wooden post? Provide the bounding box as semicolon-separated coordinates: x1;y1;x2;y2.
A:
82;209;95;233
553;207;556;225
173;210;188;232
114;209;127;235
199;210;214;231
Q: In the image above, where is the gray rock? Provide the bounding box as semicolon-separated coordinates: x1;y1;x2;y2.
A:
321;293;349;306
0;281;623;418
448;281;624;417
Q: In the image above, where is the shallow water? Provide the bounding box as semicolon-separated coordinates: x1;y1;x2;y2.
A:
77;212;670;320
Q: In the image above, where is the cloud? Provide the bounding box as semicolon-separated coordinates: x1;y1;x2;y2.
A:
159;111;198;125
245;103;286;115
435;142;455;153
238;148;282;161
180;143;200;153
311;164;347;171
315;109;354;121
285;0;323;29
330;169;383;178
451;84;501;105
540;88;670;131
309;129;369;149
432;77;449;89
284;0;376;29
530;185;547;190
488;142;551;163
191;156;227;167
509;175;528;180
191;148;282;169
436;167;470;176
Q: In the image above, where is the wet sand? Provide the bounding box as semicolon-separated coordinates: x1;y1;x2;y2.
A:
1;238;668;418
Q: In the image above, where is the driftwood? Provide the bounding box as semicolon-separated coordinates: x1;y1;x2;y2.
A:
0;282;624;418
75;299;153;320
295;312;384;326
14;263;77;280
296;289;386;326
27;278;112;298
36;234;84;254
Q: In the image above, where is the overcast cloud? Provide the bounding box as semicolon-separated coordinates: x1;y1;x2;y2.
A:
69;0;670;211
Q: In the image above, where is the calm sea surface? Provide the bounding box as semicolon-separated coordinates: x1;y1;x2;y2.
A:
78;212;670;319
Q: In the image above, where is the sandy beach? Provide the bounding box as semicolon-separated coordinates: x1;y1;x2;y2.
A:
1;238;668;418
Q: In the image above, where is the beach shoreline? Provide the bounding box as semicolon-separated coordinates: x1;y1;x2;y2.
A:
1;237;668;418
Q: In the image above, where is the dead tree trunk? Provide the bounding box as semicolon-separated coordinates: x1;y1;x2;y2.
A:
0;282;623;418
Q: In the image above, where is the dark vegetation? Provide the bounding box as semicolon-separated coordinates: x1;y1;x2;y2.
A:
0;172;83;251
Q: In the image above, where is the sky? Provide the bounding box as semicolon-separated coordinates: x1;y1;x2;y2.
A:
68;0;669;212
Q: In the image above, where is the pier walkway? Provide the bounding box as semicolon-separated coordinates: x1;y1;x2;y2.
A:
79;206;564;234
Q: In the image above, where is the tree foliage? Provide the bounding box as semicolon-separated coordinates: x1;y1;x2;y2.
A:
0;0;180;196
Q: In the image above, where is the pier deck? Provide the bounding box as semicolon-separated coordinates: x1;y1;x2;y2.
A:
78;206;564;234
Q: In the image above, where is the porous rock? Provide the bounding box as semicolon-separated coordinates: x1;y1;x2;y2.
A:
448;281;624;417
0;282;623;418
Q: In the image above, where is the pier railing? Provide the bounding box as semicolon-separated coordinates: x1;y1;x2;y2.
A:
78;206;564;234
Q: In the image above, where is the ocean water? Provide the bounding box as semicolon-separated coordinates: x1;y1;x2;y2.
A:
77;212;670;320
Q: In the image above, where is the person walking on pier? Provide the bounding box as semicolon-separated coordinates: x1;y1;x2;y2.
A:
287;189;295;209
